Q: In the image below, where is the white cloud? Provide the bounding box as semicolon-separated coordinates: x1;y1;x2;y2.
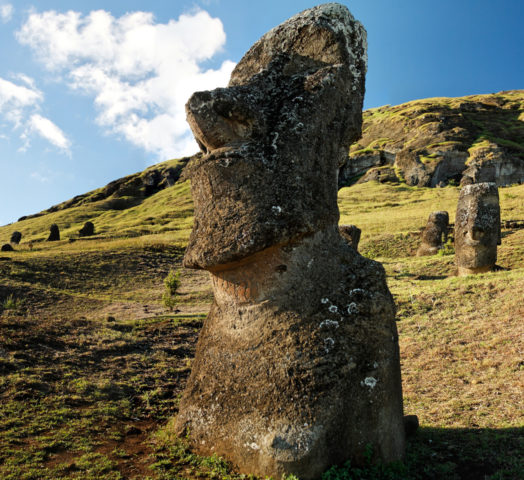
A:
27;114;71;152
17;8;236;160
0;3;13;23
0;76;42;127
0;75;70;152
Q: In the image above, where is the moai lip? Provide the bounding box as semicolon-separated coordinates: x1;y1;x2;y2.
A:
175;4;405;478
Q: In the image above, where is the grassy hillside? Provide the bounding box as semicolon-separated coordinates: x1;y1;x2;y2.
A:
341;90;524;188
0;180;523;479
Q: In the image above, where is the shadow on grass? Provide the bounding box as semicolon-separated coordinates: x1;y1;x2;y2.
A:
400;426;523;480
152;426;523;480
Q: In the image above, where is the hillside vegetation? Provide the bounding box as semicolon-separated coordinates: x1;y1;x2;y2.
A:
0;176;523;479
0;92;523;479
340;90;524;188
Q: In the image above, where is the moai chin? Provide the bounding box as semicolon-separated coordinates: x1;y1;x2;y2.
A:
455;182;501;276
416;211;449;256
176;4;405;478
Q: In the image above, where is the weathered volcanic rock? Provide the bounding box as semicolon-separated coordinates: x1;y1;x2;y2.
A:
1;243;14;252
47;224;60;242
416;211;449;256
175;4;405;479
10;231;22;245
79;221;95;237
340;91;524;188
339;224;362;250
455;183;501;276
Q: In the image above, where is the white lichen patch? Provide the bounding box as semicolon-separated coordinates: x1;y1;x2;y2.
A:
361;377;378;389
271;131;279;150
324;337;335;353
271;205;282;214
349;288;366;296
328;304;338;313
245;442;260;450
321;297;330;304
320;319;339;329
347;302;359;314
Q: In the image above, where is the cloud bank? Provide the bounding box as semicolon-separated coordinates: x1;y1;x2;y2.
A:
17;9;235;160
0;76;70;153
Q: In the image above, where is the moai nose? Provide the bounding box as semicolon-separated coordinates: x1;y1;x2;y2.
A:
186;89;256;152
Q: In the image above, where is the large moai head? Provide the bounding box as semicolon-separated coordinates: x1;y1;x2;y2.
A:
183;3;367;270
416;211;449;256
455;182;501;275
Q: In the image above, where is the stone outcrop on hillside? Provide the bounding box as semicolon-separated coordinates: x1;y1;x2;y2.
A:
339;91;524;188
176;4;405;479
17;157;191;222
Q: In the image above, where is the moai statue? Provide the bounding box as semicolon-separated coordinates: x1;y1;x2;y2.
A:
339;224;362;251
175;4;405;479
455;182;501;276
47;224;60;241
79;221;95;237
416;211;449;256
10;231;22;245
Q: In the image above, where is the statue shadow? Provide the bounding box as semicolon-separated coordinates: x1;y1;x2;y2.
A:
403;426;523;479
413;274;449;280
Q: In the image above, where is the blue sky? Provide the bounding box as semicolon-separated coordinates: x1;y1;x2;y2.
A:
0;0;522;226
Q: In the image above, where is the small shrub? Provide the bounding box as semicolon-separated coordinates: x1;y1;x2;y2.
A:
2;294;21;311
162;269;181;311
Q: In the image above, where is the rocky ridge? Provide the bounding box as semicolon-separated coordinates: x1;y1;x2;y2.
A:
339;90;524;188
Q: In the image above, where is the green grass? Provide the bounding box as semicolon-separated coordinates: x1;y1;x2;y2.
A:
0;178;523;479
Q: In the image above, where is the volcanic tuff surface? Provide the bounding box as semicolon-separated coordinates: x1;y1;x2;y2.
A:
339;90;524;188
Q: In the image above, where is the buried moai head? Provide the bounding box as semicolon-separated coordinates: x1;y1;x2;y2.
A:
339;224;361;250
183;3;367;270
416;211;449;256
79;221;95;237
47;224;60;242
10;231;22;245
455;182;501;275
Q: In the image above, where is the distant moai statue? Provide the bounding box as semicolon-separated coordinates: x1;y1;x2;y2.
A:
47;224;60;241
79;221;95;237
455;182;501;275
339;224;362;251
175;5;405;479
10;231;22;245
416;211;449;256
